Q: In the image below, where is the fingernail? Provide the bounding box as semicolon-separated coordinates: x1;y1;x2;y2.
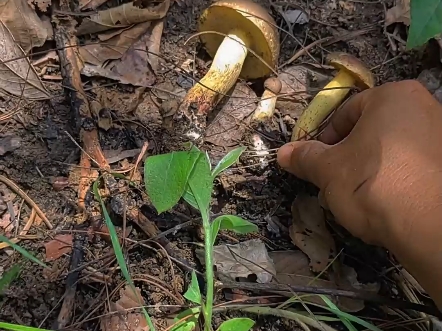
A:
277;143;296;169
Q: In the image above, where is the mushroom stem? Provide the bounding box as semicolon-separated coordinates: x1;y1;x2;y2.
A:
291;70;355;141
176;29;250;139
252;89;277;121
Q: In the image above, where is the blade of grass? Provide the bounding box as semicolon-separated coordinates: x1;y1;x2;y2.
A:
0;235;48;269
0;322;51;331
0;264;21;294
92;178;156;331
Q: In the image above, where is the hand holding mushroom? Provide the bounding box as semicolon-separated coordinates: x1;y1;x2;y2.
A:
174;0;280;141
291;52;374;141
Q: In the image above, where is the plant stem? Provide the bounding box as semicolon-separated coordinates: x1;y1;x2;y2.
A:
202;210;214;331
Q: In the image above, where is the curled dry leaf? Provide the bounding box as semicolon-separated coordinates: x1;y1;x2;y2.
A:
44;234;73;262
385;0;410;26
204;82;257;147
0;0;48;53
76;0;170;35
197;239;276;283
0;22;50;99
289;194;336;273
100;285;149;331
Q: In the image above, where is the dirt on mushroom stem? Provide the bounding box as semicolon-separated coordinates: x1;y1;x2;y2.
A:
173;29;249;141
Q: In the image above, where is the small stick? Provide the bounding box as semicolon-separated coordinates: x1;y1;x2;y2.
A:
0;175;52;229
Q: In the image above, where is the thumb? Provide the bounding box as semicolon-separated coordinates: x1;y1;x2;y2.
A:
277;141;334;189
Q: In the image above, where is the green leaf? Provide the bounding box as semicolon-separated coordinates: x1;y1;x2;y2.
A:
216;318;255;331
0;323;51;331
407;0;442;49
183;271;201;304
212;147;246;178
144;151;200;213
188;153;213;215
211;215;258;246
182;188;199;210
0;264;21;295
93;179;156;331
0;236;48;269
171;307;200;331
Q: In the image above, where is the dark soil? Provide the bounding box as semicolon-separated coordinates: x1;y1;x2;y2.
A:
0;0;437;330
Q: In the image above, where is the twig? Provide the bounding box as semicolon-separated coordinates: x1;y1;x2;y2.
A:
217;281;442;318
52;231;86;329
0;175;52;229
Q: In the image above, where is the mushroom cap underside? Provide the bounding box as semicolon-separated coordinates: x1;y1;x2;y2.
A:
198;0;280;80
327;52;375;89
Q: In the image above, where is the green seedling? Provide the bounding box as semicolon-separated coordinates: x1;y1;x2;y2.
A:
144;146;257;331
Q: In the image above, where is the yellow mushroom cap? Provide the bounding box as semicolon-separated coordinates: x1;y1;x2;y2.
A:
198;0;280;80
264;77;282;94
326;52;375;90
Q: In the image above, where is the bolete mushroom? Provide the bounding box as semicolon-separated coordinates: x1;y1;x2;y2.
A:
252;77;282;121
291;52;374;141
175;0;280;140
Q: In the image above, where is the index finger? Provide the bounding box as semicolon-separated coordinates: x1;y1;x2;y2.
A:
319;87;372;145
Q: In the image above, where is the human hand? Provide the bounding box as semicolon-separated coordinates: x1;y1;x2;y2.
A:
278;80;442;247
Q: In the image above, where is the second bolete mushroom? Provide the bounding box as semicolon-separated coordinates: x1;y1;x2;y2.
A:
251;77;282;121
291;52;374;141
175;0;280;140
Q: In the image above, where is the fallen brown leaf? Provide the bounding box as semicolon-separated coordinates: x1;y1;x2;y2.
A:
270;250;379;312
0;201;19;234
0;136;21;156
0;22;50;99
76;0;170;35
289;194;336;272
331;264;380;312
0;0;48;52
28;0;50;12
81;21;161;87
80;22;151;66
385;0;410;26
197;239;276;283
146;19;164;74
79;0;108;10
204;82;257;147
44;234;73;262
100;285;149;331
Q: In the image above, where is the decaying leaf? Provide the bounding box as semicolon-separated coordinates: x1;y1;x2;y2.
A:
289;194;336;272
81;19;163;87
331;263;380;312
0;0;48;53
76;0;170;35
269;250;379;312
146;19;164;74
385;0;410;26
204;82;257;147
80;22;151;66
277;65;310;119
0;201;19;234
197;239;276;283
100;285;149;331
0;22;50;99
28;0;51;12
44;234;73;262
79;0;109;10
0;136;21;156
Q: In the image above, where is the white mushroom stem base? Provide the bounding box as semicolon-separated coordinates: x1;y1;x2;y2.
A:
175;29;250;140
252;89;277;121
291;70;355;141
